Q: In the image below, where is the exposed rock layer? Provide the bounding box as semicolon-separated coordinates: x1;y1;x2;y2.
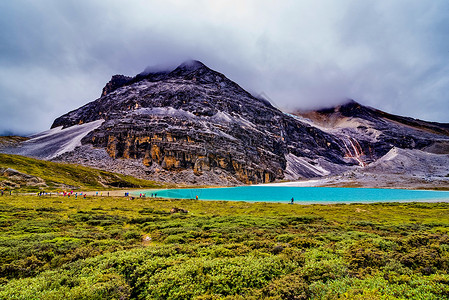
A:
294;100;449;163
51;61;351;184
4;61;449;186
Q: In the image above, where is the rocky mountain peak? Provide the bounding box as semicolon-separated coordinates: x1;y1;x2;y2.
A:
46;61;354;185
168;60;234;87
313;99;362;114
100;60;227;97
176;60;207;72
101;75;132;97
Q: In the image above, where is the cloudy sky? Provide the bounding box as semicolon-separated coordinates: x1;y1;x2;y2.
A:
1;0;448;135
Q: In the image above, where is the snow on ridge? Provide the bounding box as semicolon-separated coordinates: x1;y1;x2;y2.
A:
366;147;449;176
210;111;259;131
284;153;330;180
132;107;196;119
285;112;381;143
52;120;105;159
8;120;104;160
210;111;233;123
130;107;240;141
131;107;259;131
28;125;64;139
381;147;400;162
284;112;323;130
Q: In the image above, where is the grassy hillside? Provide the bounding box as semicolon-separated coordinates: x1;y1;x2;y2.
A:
0;136;28;147
0;153;162;191
0;196;448;299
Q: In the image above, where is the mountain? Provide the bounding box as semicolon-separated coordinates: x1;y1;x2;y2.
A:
2;61;449;187
47;60;351;185
291;100;449;188
294;100;449;163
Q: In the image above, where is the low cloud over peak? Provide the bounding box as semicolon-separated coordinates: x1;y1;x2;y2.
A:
1;0;448;134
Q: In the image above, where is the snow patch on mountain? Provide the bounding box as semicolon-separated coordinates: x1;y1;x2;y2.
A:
4;120;104;160
210;111;233;123
286;112;383;143
366;147;449;177
132;107;196;119
284;153;330;180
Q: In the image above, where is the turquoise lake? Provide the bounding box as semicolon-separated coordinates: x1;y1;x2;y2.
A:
141;186;449;204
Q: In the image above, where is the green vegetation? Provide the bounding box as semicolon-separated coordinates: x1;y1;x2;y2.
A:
0;136;28;147
0;153;162;192
0;195;448;299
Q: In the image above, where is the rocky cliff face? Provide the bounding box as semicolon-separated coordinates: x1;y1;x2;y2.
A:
50;60;353;184
290;100;449;189
101;75;132;97
5;60;449;186
293;100;449;166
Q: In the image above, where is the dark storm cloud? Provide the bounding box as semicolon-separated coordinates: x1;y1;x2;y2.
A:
1;0;448;135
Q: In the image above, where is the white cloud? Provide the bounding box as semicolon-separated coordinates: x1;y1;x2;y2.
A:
0;0;448;134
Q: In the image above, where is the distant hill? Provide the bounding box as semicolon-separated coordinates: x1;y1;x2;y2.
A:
293;99;449;164
0;153;162;192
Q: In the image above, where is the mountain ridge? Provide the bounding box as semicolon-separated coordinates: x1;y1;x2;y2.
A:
298;99;449;135
2;60;449;188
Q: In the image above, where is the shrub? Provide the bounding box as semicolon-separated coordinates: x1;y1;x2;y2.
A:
301;249;348;283
165;234;187;244
123;230;141;241
345;241;387;271
259;272;309;299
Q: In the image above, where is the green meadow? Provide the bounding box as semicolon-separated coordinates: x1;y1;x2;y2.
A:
0;195;448;299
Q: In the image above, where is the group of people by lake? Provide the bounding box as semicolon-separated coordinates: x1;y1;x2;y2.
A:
0;190;12;196
3;188;298;205
33;190;115;198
